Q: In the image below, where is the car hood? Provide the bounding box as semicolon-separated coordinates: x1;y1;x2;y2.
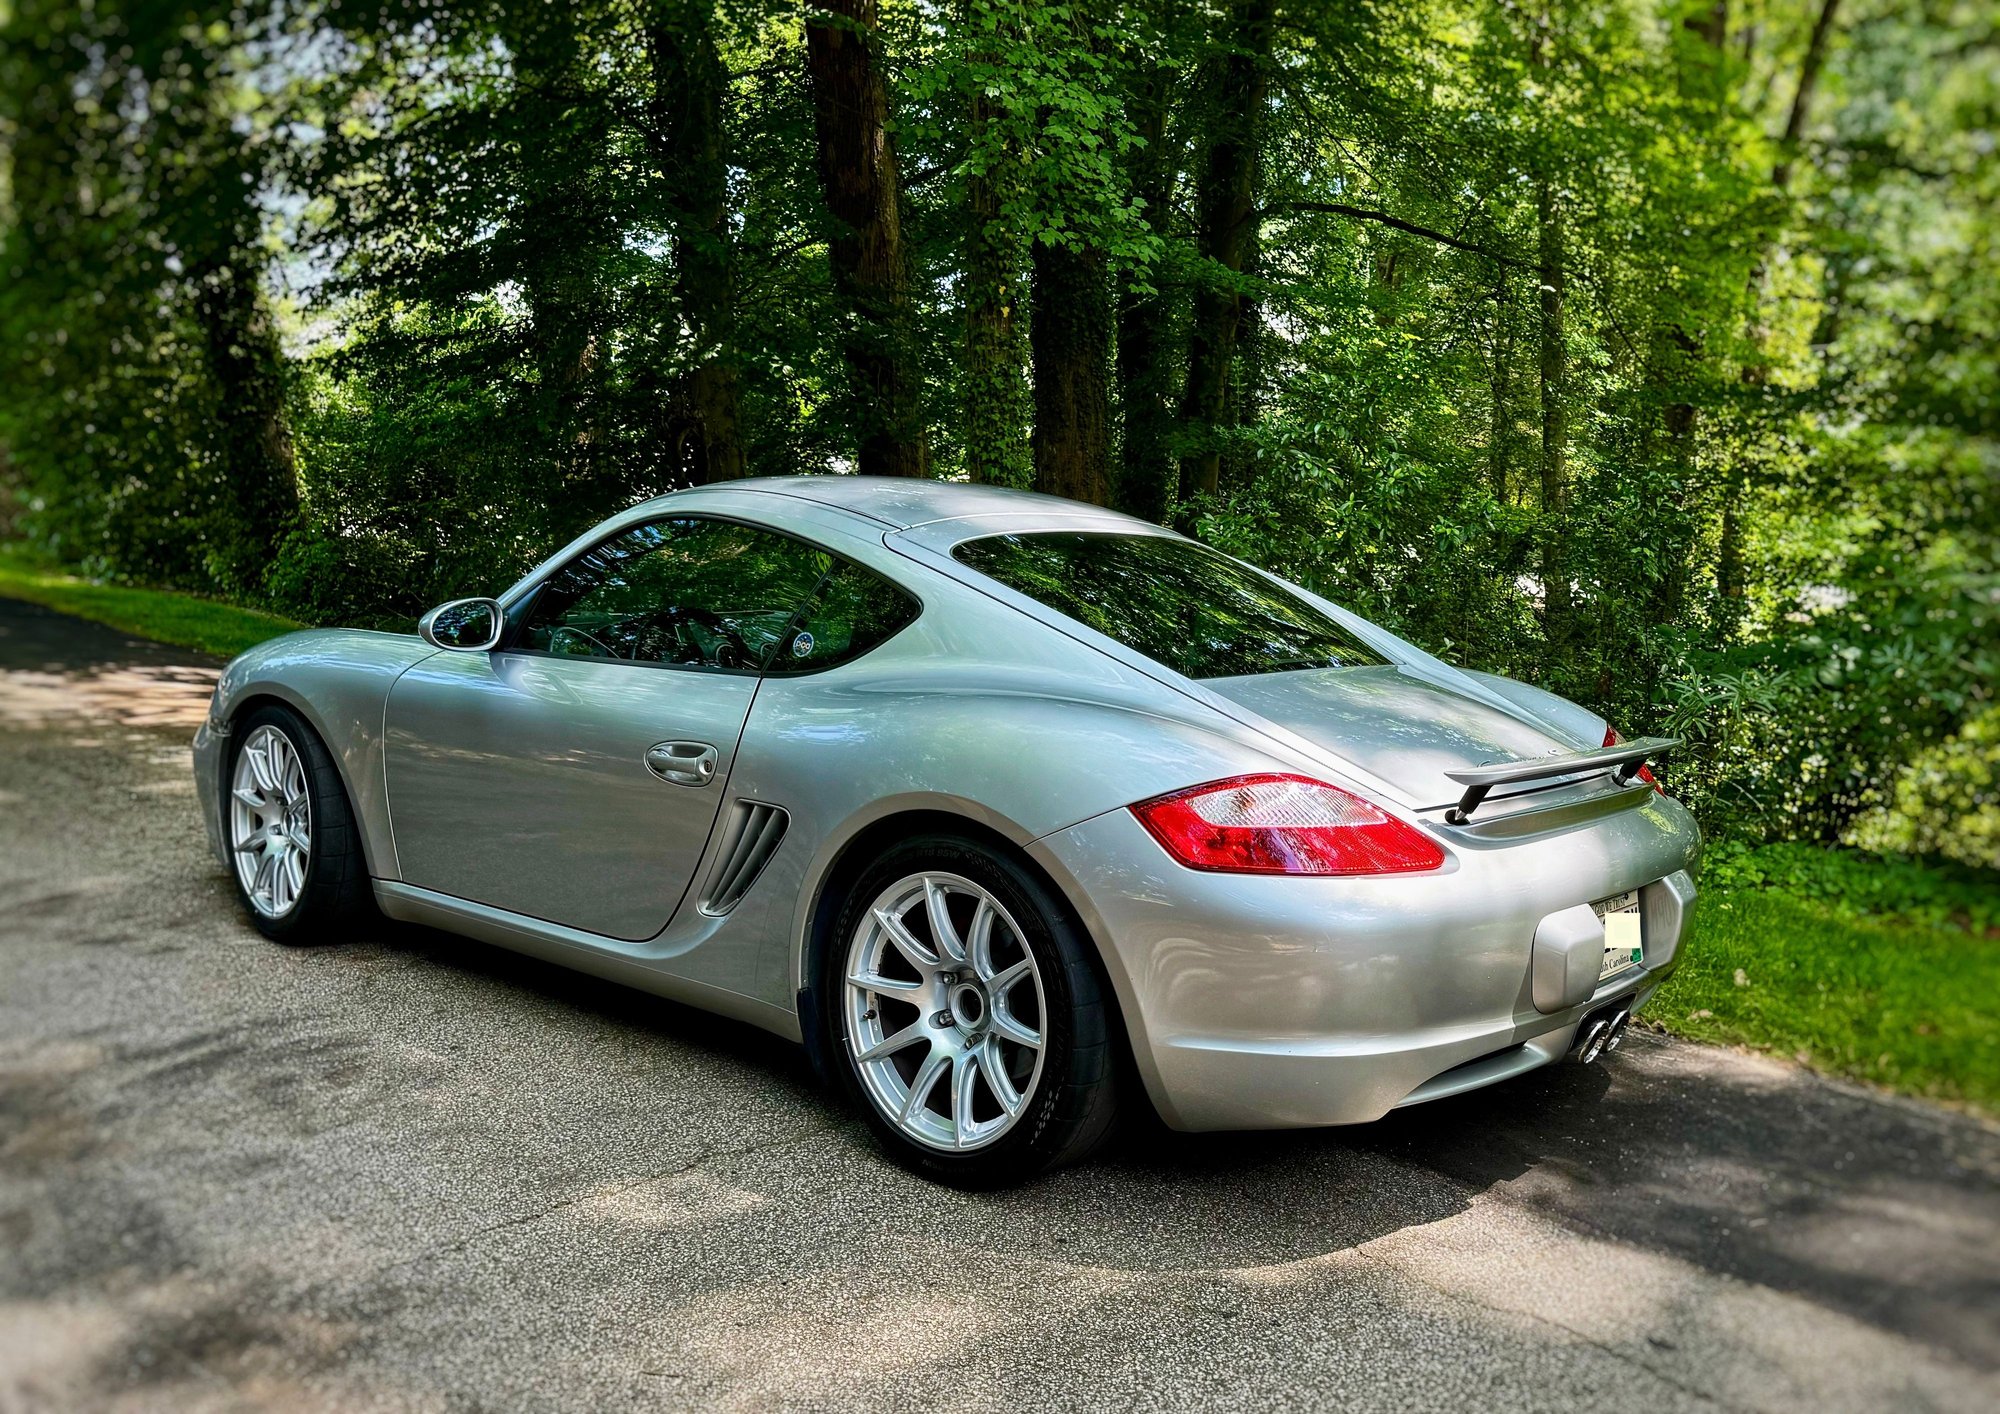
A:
1201;664;1582;808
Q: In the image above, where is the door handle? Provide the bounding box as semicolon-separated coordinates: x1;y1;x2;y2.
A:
645;741;718;787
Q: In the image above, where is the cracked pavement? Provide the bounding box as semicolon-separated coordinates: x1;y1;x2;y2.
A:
1;595;1997;1412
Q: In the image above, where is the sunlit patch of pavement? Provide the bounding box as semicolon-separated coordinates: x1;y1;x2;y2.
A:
2;593;1997;1412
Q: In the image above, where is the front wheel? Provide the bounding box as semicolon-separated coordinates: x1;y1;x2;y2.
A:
225;705;371;944
823;836;1120;1187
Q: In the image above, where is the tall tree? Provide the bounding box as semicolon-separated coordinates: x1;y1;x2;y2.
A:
1031;239;1112;502
805;0;929;476
1720;0;1844;602
1534;163;1572;650
1175;0;1274;507
1113;52;1177;522
961;4;1034;487
0;0;297;591
643;0;745;484
1531;9;1573;652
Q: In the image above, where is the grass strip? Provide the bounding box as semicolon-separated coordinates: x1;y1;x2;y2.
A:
0;545;302;658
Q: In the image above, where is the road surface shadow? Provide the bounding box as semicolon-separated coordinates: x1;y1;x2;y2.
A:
359;907;1999;1371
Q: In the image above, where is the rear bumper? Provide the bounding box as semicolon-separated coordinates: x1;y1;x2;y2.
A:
1031;792;1700;1131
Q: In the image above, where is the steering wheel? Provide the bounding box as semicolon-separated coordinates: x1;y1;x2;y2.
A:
606;604;753;668
547;624;617;659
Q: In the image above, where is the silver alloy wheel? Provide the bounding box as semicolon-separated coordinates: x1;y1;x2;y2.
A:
843;871;1048;1152
229;724;312;919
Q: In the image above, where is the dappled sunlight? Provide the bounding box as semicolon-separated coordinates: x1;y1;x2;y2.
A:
653;1265;1141;1409
0;664;215;731
1354;1199;1995;1412
577;1170;770;1231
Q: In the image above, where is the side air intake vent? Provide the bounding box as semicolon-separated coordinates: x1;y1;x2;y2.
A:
700;801;789;916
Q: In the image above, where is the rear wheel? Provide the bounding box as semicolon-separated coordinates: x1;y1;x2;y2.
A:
824;835;1119;1186
225;705;370;944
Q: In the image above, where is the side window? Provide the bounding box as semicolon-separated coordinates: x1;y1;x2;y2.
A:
518;518;831;670
764;559;921;674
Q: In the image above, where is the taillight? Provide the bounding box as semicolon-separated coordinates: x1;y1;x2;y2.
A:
1603;726;1662;790
1130;774;1445;876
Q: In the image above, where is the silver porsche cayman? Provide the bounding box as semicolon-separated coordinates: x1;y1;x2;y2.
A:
193;476;1698;1185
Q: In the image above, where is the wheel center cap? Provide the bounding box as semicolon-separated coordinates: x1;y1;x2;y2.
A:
948;982;987;1032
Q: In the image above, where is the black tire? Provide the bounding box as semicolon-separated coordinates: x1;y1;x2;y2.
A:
821;833;1120;1187
225;704;372;945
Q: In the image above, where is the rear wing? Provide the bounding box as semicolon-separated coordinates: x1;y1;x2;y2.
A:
1442;736;1679;824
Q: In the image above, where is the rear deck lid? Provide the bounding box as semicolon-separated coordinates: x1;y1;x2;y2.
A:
1202;664;1586;810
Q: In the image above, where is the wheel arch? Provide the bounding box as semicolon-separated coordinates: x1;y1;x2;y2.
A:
223;688;389;879
792;805;1145;1112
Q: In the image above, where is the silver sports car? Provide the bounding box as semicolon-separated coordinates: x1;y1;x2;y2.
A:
193;476;1697;1185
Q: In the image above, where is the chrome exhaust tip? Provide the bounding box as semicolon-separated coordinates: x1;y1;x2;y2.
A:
1573;1019;1610;1065
1571;1006;1633;1065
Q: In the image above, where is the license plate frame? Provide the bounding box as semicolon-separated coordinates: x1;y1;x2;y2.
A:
1592;889;1644;980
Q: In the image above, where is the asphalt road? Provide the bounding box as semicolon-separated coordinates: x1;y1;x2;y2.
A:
1;595;1996;1413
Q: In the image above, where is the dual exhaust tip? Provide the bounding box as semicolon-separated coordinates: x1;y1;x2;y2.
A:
1570;1005;1631;1065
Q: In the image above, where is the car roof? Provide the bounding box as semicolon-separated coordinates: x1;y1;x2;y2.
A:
714;475;1156;533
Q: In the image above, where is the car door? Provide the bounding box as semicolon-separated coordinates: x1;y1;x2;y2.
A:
383;515;833;940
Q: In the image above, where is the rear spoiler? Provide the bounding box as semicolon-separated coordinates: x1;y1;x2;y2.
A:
1442;736;1679;824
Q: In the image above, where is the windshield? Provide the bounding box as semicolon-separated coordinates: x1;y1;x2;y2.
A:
951;531;1390;680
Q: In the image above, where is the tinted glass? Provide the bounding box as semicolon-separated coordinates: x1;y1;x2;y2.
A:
764;559;921;675
519;516;917;673
520;518;830;670
952;532;1389;680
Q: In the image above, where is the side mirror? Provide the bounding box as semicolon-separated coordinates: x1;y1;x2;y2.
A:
419;597;505;652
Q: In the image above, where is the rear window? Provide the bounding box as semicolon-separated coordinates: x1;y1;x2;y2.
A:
951;532;1389;680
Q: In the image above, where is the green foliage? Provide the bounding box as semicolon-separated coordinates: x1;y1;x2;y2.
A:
1654;866;2000;1114
1850;706;2000;873
0;547;303;658
0;0;1993;875
1700;838;2000;934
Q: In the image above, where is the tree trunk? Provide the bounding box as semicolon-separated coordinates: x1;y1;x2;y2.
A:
1488;269;1516;502
644;1;743;484
1114;60;1174;522
505;8;606;484
1536;172;1572;648
805;0;928;477
1773;0;1842;192
1031;238;1111;504
1724;0;1842;602
190;259;299;590
1175;0;1273;508
963;80;1032;486
1222;220;1266;492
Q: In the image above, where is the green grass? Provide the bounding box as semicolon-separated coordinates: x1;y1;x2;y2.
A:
0;545;303;658
1653;851;2000;1115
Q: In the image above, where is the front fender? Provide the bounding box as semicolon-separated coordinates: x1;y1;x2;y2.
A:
206;629;436;880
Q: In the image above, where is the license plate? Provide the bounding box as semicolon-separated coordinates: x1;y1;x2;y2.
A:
1593;890;1644;979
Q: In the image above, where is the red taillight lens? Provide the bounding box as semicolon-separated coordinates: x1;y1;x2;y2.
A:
1604;726;1661;790
1130;774;1446;876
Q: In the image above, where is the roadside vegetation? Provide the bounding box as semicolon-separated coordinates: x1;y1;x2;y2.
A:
1656;844;2000;1115
0;547;301;659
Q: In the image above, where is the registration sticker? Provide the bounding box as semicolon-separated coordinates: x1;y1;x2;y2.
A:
1593;890;1644;980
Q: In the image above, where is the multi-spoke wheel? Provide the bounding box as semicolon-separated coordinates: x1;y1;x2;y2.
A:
223;705;369;943
231;724;313;919
844;872;1047;1152
825;836;1120;1185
